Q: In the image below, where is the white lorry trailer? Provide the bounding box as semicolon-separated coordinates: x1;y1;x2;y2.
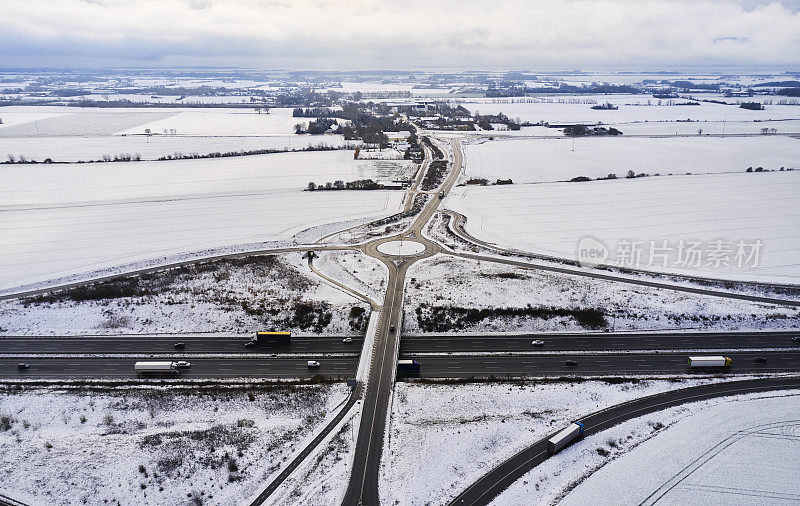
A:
688;356;732;368
135;361;179;373
547;421;585;454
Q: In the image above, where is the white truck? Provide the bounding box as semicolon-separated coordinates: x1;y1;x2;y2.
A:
135;361;179;373
547;421;585;454
688;356;732;368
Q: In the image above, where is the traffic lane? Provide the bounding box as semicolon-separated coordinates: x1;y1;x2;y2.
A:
0;357;358;378
405;352;800;377
0;336;363;354
400;332;800;353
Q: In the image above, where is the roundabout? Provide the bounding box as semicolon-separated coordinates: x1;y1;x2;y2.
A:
376;239;427;257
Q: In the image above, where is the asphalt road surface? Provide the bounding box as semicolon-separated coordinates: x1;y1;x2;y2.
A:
448;376;800;506
401;351;800;377
401;331;800;353
1;357;358;378
0;335;363;354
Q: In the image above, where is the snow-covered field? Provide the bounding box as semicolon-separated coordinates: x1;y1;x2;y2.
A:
117;108;311;136
462;136;800;183
446;171;800;283
0;253;373;336
494;389;800;506
465;96;800;125
0;150;408;291
380;376;767;505
313;250;388;303
403;255;800;333
0;382;349;506
0;135;351;162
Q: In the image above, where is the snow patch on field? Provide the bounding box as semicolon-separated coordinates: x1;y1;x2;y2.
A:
445;171;800;283
0;383;348;506
313;250;388;303
403;255;800;334
116;108;310;136
493;389;800;506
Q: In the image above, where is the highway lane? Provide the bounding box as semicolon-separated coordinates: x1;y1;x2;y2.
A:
448;376;800;506
401;331;800;353
0;357;358;378
0;336;363;354
401;351;800;377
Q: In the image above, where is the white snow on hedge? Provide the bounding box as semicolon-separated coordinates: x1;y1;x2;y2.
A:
0;383;349;506
493;389;800;506
445;171;800;283
462;135;800;183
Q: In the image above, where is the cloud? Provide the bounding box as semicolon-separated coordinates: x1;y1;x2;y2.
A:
1;0;799;68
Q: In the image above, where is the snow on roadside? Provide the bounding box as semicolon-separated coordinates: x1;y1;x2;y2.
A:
493;389;800;506
0;253;370;336
379;376;778;506
402;255;800;334
0;382;348;506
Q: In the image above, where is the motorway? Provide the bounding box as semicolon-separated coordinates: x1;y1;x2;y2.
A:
0;335;363;354
1;357;359;378
448;376;800;506
401;331;800;353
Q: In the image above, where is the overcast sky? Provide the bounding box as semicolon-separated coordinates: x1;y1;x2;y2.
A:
2;0;800;70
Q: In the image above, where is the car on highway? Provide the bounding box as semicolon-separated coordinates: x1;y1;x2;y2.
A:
175;361;191;368
793;336;800;343
565;360;578;367
173;342;185;350
531;340;545;346
343;338;353;343
244;341;256;348
389;325;396;333
754;356;767;363
307;360;321;368
17;363;30;370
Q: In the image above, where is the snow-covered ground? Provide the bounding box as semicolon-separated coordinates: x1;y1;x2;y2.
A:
0;253;371;336
379;376;770;505
403;255;800;333
462;136;800;183
313;250;388;303
0;150;408;290
0;382;349;506
0;135;351;162
445;171;800;284
493;389;800;506
464;96;800;125
117;108;311;136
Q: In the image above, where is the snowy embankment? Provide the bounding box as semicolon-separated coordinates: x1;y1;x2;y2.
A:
0;150;407;291
0;253;371;336
0;382;349;506
493;389;800;506
379;376;772;505
462;135;800;184
402;255;800;334
445;170;800;284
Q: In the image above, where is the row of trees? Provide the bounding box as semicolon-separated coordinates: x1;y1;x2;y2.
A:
307;179;381;191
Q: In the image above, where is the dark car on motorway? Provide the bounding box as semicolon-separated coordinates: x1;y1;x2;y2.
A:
565;360;578;367
754;356;767;363
17;363;30;370
173;342;185;350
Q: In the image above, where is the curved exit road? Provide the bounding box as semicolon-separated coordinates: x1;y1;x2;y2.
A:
449;376;800;506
